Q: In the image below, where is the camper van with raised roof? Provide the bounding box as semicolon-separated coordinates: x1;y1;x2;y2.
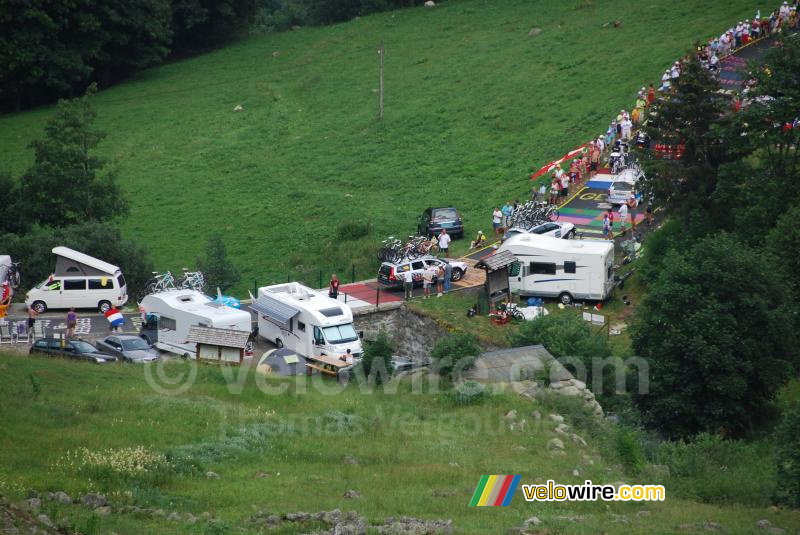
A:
25;246;128;313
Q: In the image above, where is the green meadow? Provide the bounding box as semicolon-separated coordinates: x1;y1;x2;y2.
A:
0;0;773;293
1;353;798;533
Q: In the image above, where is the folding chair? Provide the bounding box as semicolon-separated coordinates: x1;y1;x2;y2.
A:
32;321;46;340
0;323;12;344
14;322;30;343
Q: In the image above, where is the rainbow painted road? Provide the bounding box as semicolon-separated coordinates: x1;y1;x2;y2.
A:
469;475;522;507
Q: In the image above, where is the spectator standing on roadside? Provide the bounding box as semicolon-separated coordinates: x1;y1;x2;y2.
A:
550;179;560;205
560;169;570;198
501;201;513;228
589;142;600;178
435;265;445;297
647;83;655;106
66;308;77;338
400;268;414;300
422;265;434;299
627;192;638;231
444;261;453;293
621;115;633;141
328;273;340;299
492;207;502;236
607;208;615;240
27;304;37;335
602;212;611;240
438;229;451;256
619;200;629;235
538;182;547;203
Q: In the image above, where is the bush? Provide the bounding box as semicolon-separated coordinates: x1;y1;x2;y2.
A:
652;433;775;506
509;312;614;399
774;403;800;507
358;330;394;385
335;219;371;241
429;333;481;383
445;380;487;406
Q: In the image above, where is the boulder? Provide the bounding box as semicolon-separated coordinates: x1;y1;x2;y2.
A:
343;455;359;465
571;433;588;447
554;423;571;435
504;409;518;420
206;471;220;479
94;506;112;517
528;27;542;37
524;516;541;526
571;469;580;477
424;0;435;6
167;512;181;521
547;438;565;451
531;410;542;420
81;493;108;509
54;491;72;504
548;414;564;423
185;513;197;525
36;513;54;527
24;498;41;511
343;490;361;499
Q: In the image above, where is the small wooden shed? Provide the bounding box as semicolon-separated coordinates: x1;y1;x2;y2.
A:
475;250;518;306
186;326;251;365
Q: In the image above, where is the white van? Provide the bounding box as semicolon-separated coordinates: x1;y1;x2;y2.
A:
252;282;363;360
139;289;252;357
498;234;615;305
25;247;128;313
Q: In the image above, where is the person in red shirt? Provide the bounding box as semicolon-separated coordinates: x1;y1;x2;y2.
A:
647;83;656;106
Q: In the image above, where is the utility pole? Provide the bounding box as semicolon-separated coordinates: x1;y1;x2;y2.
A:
378;41;384;120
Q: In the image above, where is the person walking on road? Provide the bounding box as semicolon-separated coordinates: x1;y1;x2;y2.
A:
328;273;340;299
603;212;611;240
400;269;414;300
627;192;638;231
66;308;77;338
443;261;453;293
438;229;451;257
104;305;124;333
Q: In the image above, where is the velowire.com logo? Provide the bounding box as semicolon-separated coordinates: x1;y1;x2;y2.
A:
469;475;521;507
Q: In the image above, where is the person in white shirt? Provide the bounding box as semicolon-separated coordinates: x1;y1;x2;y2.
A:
340;348;354;365
618;201;629;234
492;207;502;236
620;117;633;141
438;229;451;256
399;268;414;300
661;70;671;91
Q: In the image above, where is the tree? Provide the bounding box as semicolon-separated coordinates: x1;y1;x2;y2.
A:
21;85;128;227
170;0;257;53
0;0;171;111
639;54;732;219
630;233;799;439
357;329;394;385
774;402;800;507
196;234;240;293
429;333;481;383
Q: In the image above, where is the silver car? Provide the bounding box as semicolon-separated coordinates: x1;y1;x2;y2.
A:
95;335;159;363
504;221;576;241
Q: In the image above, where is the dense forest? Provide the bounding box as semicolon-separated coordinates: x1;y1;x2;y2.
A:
0;0;423;111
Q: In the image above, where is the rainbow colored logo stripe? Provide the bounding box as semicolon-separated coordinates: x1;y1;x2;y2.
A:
469;475;521;506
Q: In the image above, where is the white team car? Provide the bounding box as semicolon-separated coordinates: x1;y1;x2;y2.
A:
503;221;576;241
608;168;642;205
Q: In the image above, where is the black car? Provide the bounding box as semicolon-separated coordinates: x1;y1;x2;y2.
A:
30;338;116;364
417;207;464;239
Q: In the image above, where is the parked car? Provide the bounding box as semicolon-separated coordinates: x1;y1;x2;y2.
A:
377;256;468;288
503;221;576;241
29;338;116;364
95;335;160;363
417;207;464;239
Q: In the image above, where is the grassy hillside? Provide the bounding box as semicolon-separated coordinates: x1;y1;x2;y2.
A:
0;0;773;292
1;353;798;534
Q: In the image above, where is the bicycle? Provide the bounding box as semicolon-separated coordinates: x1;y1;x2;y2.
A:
179;269;205;292
144;271;176;296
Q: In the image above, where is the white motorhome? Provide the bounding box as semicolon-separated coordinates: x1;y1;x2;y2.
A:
252;282;363;360
25;247;128;313
498;234;615;305
139;289;252;357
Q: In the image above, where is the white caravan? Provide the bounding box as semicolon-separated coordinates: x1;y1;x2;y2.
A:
25;246;128;313
139;289;252;357
252;282;363;360
498;234;615;305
